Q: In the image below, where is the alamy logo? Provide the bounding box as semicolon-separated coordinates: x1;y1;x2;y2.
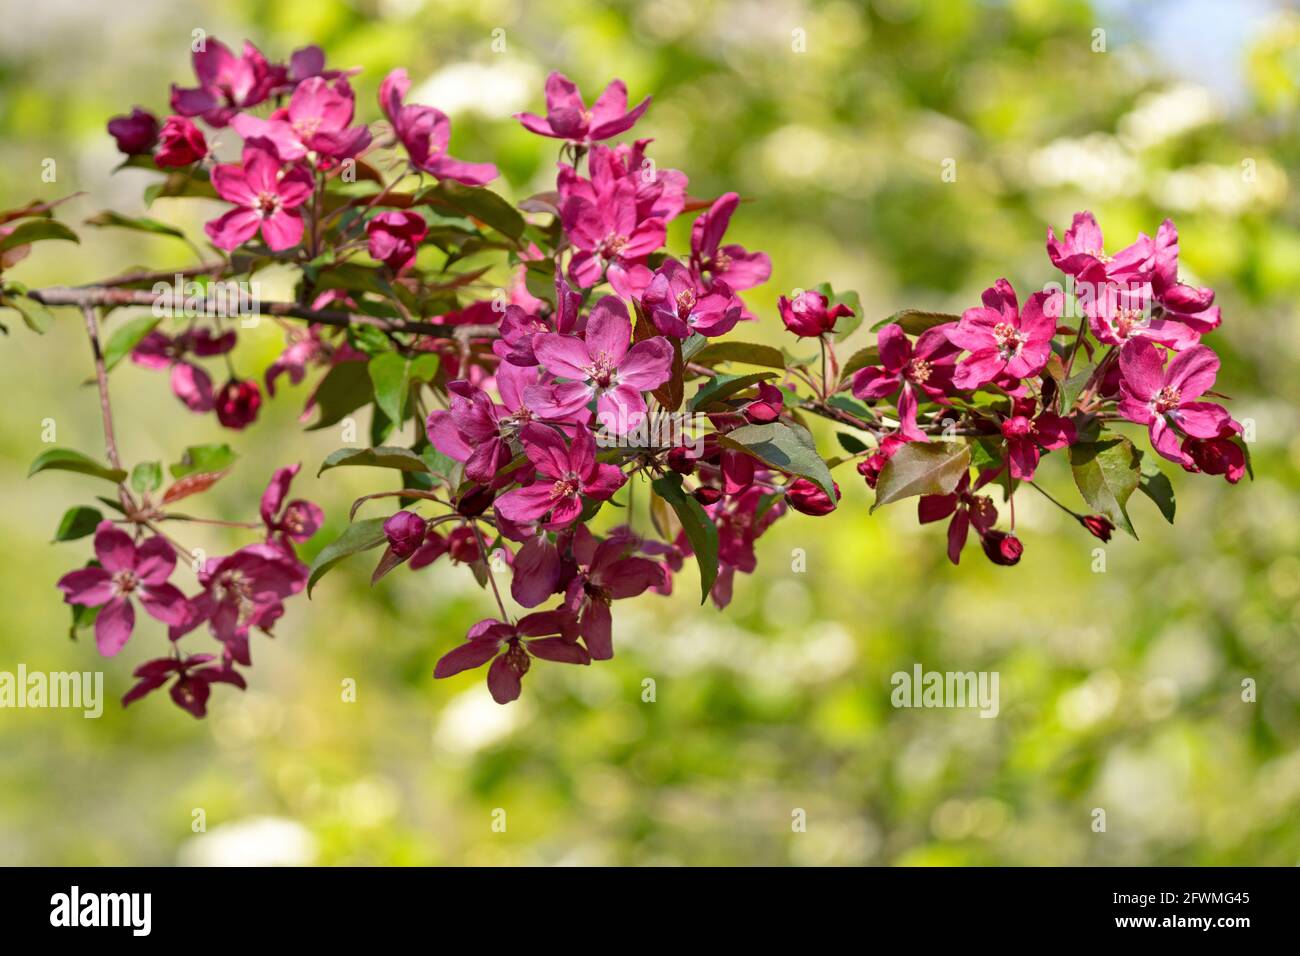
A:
891;663;1000;718
49;886;151;936
0;666;102;718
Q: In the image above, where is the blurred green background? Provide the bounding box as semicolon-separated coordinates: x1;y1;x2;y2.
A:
2;0;1299;865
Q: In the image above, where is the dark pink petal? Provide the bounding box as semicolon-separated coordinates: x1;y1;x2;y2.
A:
1119;338;1165;401
434;640;501;679
580;600;614;660
135;536;178;585
1175;401;1232;438
94;521;136;573
486;654;523;704
527;637;591;665
584;298;632;365
1164;344;1219;400
582;464;626;502
95;595;135;657
510;536;560;608
57;566;114;606
946;509;970;565
618;337;673;390
139;582;188;625
170;362;215;412
918;494;958;524
495;483;559;524
876;323;910;372
534;333;592;380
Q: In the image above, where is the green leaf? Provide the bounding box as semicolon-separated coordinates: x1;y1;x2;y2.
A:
54;506;103;541
306;360;373;431
307;518;388;596
691;341;786;370
837;432;868;455
84;210;187;242
1070;437;1141;539
1059;364;1094;413
368;352;411;424
28;448;126;484
688;372;777;412
651;473;719;604
0;219;79;252
422;181;524;241
318;446;431;476
130;461;163;494
720;421;837;501
872;441;970;510
840;345;881;378
1138;457;1176;524
869;309;961;335
170;443;237;479
0;294;55;333
102;315;161;370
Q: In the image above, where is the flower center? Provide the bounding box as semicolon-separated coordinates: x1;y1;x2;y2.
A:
675;288;696;317
1152;385;1181;413
550;473;581;501
112;569;140;595
586;354;619;390
255;192;282;218
598;234;628;259
908;358;933;384
992;322;1025;358
711;251;732;273
1113;307;1147;337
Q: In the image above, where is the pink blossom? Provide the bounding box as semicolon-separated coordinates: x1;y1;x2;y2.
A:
948;280;1058;389
177;545;305;666
107;107;158;155
434;610;588;704
918;471;999;565
562;180;666;296
1047;211;1153;283
131;328;234;412
494;424;625;531
691;192;771;292
563;526;665;659
852;323;959;441
215;378;263;430
778;290;853;338
205;147;314;252
529;295;673;434
154;116;208;167
366;210;428;273
1117;338;1236;465
999;397;1075;480
260;463;323;551
378;68;497;185
57;522;187;656
232;76;371;164
122;654;246;718
641;258;741;339
514;72;651;144
170;39;276;127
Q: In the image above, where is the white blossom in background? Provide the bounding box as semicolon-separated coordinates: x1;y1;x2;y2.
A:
179;817;317;867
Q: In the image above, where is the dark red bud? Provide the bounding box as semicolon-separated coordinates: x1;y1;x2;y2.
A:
981;530;1023;566
693;486;723;506
1079;514;1114;542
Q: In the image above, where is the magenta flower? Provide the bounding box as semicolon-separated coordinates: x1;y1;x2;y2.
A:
785;478;840;516
948;280;1058;389
1084;280;1216;350
170;39;276;127
366;211;428;273
378;68;497;186
107;107;158;156
641;259;741;338
260;464;323;551
530;296;672;433
514;72;650;144
690;192;771;292
178;545;305;665
232;76;371;164
154;116;208;168
918;471;999;565
1046;211;1153;283
562;180;666;296
852;323;960;442
570;140;688;223
999;397;1075;480
122;654;246;719
1117;338;1236;464
131;328;235;412
57;522;187;657
205;147;314;252
215;378;263;430
434;610;589;705
1182;436;1246;483
496;514;562;608
778;290;853;338
495;424;625;531
563;526;665;659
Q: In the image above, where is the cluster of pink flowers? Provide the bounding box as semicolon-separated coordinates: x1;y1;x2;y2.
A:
24;39;1243;714
56;466;320;717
